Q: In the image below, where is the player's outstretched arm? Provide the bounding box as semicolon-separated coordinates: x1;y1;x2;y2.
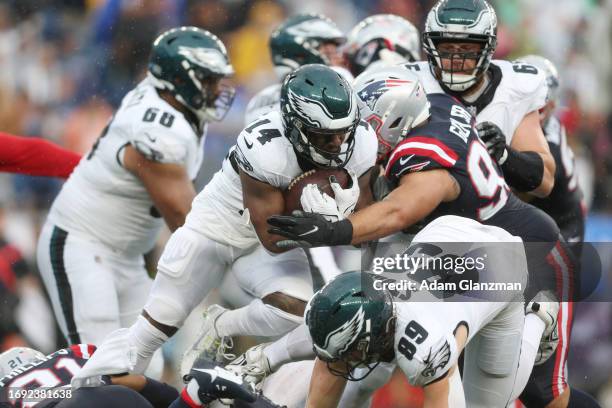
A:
0;132;81;178
240;169;289;254
348;169;458;244
123;144;195;231
509;111;556;197
268;169;459;249
305;359;348;408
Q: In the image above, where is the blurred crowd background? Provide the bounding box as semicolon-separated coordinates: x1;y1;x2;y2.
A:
0;0;611;406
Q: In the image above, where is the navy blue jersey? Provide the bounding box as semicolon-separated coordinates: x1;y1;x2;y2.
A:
385;93;511;222
530;117;585;236
384;93;561;244
0;344;95;407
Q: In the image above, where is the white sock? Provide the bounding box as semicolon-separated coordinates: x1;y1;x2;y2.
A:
510;314;545;401
308;247;342;283
129;315;169;374
215;298;302;337
264;323;315;371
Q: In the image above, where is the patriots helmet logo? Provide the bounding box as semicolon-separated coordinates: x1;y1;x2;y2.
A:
358;79;412;111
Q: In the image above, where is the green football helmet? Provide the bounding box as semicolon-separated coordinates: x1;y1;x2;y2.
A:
270;13;346;78
423;0;498;92
148;26;235;125
305;271;395;381
280;64;358;168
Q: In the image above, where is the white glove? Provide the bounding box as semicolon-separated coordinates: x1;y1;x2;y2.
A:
300;184;343;222
330;170;360;217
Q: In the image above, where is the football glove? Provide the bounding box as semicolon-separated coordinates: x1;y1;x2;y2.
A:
300;184;343;222
330;171;360;217
476;121;509;164
268;211;353;249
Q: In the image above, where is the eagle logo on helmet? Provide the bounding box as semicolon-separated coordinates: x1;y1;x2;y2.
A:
177;46;230;73
285;19;344;40
315;306;367;360
287;88;335;127
357;79;412;111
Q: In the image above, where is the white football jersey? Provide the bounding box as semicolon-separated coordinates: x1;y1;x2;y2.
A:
187;109;377;248
244;84;281;127
49;78;205;255
394;216;526;387
244;67;355;127
402;60;548;144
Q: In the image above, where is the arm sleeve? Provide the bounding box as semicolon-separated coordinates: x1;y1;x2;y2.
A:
0;133;81;178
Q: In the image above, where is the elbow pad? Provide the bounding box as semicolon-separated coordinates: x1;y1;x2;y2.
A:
501;148;544;192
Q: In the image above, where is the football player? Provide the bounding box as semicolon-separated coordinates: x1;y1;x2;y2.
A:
72;64;378;383
239;13;352;288
0;345;257;408
305;217;557;408
244;13;349;125
344;14;421;77
413;0;556;199
35;27;235;354
517;55;586;259
274;1;587;404
269;66;583;407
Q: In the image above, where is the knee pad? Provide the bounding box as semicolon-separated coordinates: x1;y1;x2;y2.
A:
476;330;522;377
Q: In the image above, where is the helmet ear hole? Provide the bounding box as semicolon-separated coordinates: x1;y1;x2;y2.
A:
388;117;402;129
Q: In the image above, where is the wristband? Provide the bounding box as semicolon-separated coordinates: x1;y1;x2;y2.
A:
331;219;353;246
501;148;544;192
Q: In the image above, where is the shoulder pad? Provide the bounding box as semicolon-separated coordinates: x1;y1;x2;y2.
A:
235;111;295;188
494;60;547;112
401;62;444;94
385;136;457;181
130;126;191;164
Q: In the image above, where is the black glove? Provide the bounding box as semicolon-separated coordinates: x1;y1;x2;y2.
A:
184;366;256;404
267;210;353;249
476;121;509;164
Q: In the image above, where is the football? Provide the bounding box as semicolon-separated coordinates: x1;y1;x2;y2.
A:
283;168;351;214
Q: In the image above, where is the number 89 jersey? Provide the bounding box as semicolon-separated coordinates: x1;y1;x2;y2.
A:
385;93;510;222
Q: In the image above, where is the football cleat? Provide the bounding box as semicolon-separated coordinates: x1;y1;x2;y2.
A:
526;290;560;365
184;365;256;405
225;343;272;389
181;305;235;375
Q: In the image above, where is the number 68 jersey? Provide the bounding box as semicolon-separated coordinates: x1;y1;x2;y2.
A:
385;93;516;222
48;78;205;255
